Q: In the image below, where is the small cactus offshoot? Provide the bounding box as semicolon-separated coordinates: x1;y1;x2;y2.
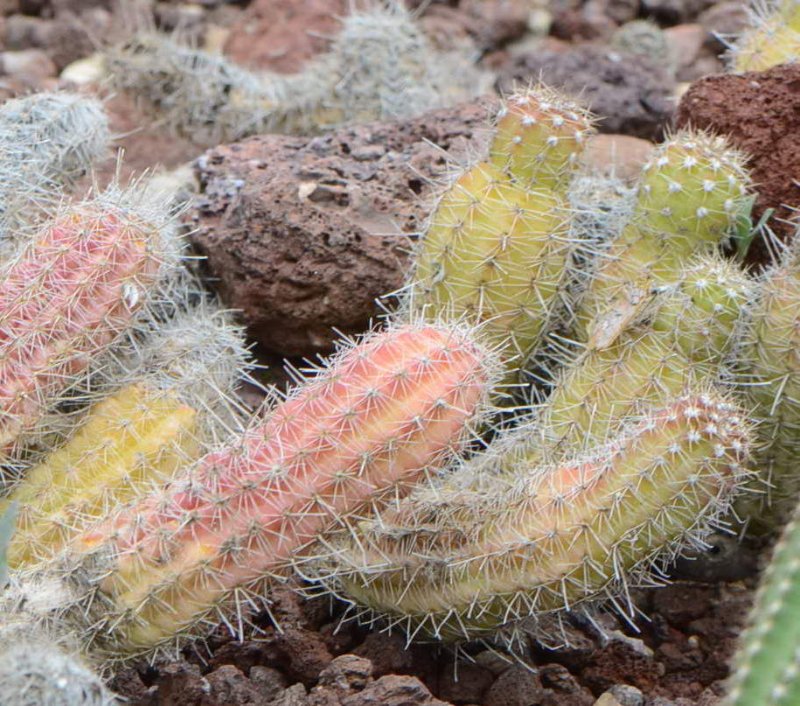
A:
488;85;595;191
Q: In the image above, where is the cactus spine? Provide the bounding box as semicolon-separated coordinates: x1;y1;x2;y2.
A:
728;0;800;72
9;322;494;659
575;131;751;341
724;499;800;706
410;88;593;378
736;239;800;527
0;189;179;454
316;392;752;642
0;92;110;248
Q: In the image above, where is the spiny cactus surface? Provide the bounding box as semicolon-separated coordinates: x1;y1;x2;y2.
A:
314;392;752;643
736;238;800;528
541;254;752;461
0;92;109;248
3;384;200;570
409;161;572;378
25;322;495;659
728;0;800;72
724;499;800;706
0;189;179;455
488;84;595;191
576;131;752;341
0;628;117;706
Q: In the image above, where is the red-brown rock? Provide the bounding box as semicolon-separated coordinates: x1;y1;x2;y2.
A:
188;100;494;357
223;0;347;73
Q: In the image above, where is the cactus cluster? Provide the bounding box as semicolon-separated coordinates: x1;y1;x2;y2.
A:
104;3;490;145
0;321;495;662
2;70;800;706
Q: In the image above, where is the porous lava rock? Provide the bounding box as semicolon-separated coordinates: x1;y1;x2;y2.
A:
188;100;493;357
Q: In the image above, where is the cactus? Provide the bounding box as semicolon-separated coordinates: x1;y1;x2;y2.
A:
312;391;752;643
0;92;110;249
4;321;495;660
105;34;286;146
575;131;752;341
1;298;253;571
735;238;800;528
540;254;752;461
0;187;180;456
611;21;675;77
407;86;594;381
0;627;117;706
105;4;489;145
4;385;200;571
489;85;595;192
728;0;800;72
305;1;489;129
723;498;800;706
409;161;573;378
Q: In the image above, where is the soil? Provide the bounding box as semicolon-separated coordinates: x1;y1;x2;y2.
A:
107;561;763;706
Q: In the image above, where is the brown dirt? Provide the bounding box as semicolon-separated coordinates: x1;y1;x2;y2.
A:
108;570;760;706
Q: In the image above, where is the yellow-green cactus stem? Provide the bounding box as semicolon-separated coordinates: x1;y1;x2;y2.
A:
724;499;800;706
489;84;595;191
3;384;200;570
576;131;752;342
736;239;800;528
410;161;572;378
729;0;800;73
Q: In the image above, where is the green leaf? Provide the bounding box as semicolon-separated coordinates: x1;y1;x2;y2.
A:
0;501;18;588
